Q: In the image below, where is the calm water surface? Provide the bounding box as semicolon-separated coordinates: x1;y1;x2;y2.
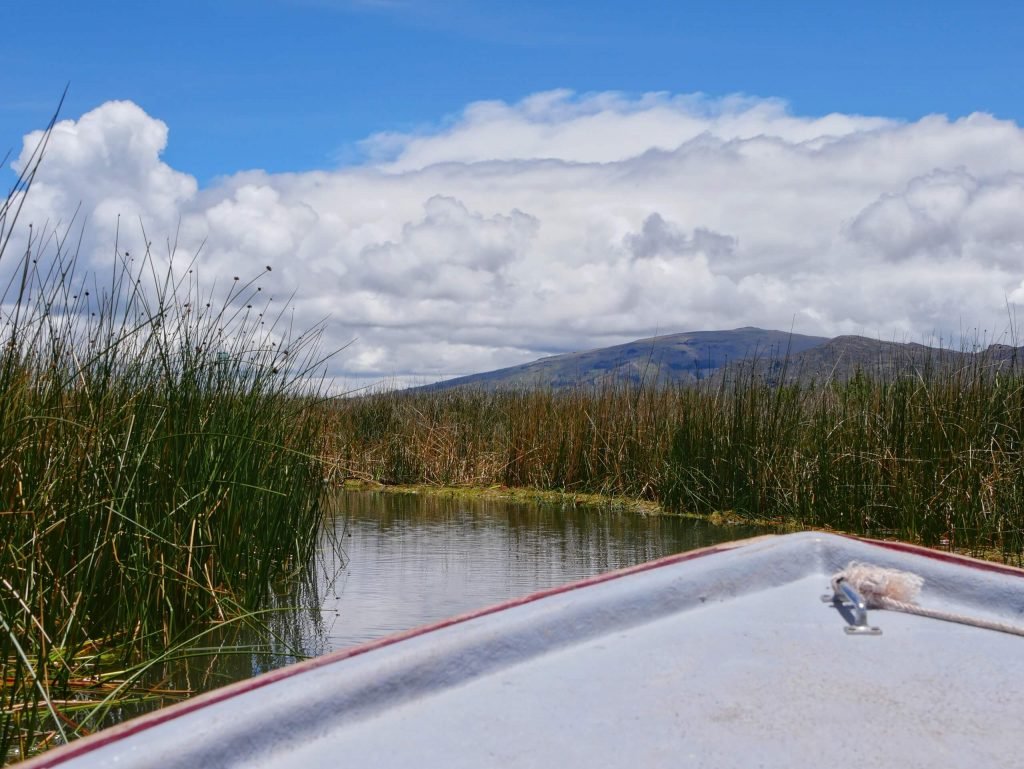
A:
315;490;770;651
141;490;772;711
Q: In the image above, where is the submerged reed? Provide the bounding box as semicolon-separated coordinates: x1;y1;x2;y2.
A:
1;117;331;760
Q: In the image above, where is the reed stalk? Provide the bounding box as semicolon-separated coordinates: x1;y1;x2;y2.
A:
1;111;332;761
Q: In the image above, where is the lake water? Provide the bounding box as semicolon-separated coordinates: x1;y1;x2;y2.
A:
120;490;773;717
314;490;770;651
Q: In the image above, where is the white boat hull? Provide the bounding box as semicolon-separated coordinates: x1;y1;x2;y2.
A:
22;532;1024;768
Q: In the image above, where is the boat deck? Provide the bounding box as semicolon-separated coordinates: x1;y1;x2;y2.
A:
25;533;1024;769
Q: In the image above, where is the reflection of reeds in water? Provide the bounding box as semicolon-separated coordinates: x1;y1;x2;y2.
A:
328;489;768;586
1;111;331;761
328;354;1024;564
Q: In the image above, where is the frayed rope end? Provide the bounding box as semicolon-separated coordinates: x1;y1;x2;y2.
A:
833;562;924;607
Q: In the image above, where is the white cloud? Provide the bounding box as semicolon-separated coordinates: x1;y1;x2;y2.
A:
14;101;195;254
10;91;1024;384
362;90;895;171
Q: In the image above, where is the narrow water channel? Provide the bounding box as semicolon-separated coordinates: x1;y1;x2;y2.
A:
317;490;772;651
106;490;774;729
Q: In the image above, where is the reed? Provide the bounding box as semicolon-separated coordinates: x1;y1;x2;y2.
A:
327;381;683;497
327;358;1024;563
1;120;331;760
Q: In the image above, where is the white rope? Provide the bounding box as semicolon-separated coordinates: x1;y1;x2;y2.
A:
834;561;1024;638
876;595;1024;638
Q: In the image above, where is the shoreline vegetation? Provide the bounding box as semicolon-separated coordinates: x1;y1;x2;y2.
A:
336;480;780;527
1;117;332;761
326;362;1024;565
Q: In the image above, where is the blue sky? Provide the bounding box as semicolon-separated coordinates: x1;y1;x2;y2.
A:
6;1;1024;384
5;0;1023;183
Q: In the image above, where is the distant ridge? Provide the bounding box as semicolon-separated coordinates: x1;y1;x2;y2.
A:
416;327;1024;392
716;334;1024;387
418;327;829;392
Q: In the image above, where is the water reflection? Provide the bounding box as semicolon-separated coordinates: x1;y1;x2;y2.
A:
317;490;770;650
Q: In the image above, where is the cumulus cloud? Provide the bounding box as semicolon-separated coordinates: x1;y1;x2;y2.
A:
10;90;1024;385
625;214;736;261
355;195;538;300
14;101;196;256
361;90;895;170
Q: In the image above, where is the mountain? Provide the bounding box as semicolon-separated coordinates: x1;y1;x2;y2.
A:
418;327;1024;392
420;327;830;392
713;335;1024;387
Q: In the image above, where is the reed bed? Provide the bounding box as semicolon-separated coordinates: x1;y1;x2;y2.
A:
1;122;331;760
327;361;1024;563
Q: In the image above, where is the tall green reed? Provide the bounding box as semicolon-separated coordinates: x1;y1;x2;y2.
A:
1;115;332;759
